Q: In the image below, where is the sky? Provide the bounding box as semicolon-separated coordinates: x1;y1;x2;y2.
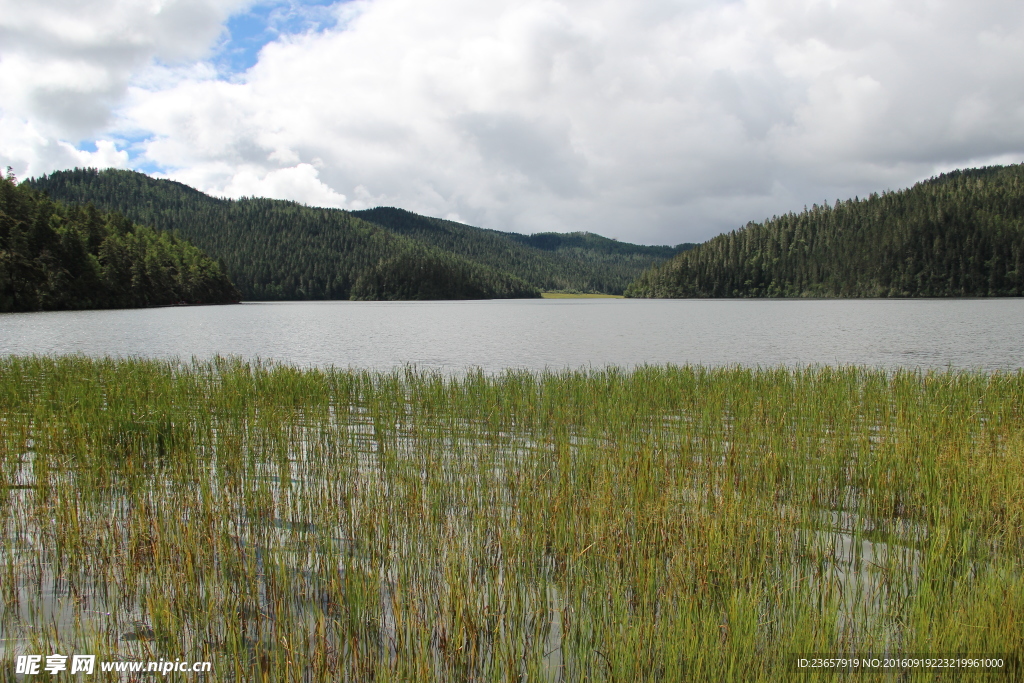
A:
2;0;1023;245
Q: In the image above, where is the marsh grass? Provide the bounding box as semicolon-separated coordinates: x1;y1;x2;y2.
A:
0;357;1021;680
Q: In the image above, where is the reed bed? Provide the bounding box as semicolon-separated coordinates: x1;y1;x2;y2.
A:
0;356;1021;681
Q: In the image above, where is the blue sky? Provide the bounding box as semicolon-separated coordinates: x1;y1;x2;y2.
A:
77;1;349;175
215;1;343;75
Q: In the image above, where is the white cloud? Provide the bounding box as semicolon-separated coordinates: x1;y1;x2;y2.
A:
0;117;129;179
4;0;1024;243
0;0;254;174
61;139;131;170
214;162;348;207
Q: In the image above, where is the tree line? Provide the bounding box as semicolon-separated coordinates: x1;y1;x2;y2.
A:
1;169;240;312
626;164;1024;298
27;169;681;300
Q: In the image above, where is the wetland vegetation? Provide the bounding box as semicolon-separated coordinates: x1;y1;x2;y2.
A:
0;357;1021;680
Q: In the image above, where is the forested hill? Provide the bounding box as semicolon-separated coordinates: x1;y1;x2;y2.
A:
24;169;537;301
353;207;690;294
626;164;1024;298
1;171;239;312
26;169;681;299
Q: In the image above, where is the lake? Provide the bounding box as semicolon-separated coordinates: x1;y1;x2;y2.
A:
0;298;1021;372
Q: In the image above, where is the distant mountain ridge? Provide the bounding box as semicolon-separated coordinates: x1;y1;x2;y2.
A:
25;169;683;300
626;164;1024;298
352;207;691;294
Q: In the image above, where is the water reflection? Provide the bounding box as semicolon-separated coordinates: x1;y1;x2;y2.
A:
1;298;1021;372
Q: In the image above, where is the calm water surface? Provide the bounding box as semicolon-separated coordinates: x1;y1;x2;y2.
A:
1;299;1021;373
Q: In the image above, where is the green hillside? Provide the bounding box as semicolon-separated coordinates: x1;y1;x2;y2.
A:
353;207;690;294
0;170;239;312
626;164;1024;298
25;169;681;300
24;169;537;301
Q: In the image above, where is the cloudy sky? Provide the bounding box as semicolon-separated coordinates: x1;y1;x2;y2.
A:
2;0;1023;244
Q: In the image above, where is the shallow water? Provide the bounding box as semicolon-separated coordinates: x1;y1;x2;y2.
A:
0;407;931;669
1;298;1022;372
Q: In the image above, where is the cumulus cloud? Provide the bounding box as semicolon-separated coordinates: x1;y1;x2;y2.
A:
172;162;348;206
0;118;129;179
0;0;253;175
4;0;1024;243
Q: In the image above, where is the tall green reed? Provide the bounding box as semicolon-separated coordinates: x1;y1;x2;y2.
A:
0;357;1020;681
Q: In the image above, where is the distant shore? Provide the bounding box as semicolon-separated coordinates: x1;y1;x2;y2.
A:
540;292;625;299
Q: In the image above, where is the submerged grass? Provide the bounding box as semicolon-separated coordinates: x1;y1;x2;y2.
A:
0;357;1021;681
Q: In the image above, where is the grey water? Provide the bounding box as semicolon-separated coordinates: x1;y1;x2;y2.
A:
0;298;1021;372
